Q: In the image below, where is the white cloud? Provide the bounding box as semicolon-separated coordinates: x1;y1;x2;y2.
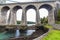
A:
16;9;22;21
6;1;15;3
12;0;36;2
39;8;48;18
27;9;36;22
6;0;36;3
16;8;48;22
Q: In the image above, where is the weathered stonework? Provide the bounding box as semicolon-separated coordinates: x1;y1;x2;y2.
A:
0;1;59;30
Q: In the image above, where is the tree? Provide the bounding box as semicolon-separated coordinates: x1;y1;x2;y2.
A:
41;17;48;24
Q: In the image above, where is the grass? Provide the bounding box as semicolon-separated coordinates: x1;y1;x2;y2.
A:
44;24;52;29
55;21;60;24
42;24;60;40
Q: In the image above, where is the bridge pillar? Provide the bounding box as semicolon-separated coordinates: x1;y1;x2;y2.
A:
21;8;27;26
9;9;16;25
0;10;3;25
48;8;55;25
36;8;41;26
20;8;27;30
0;11;7;25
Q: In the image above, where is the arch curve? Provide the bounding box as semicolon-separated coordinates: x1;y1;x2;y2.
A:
39;4;53;11
12;6;22;13
1;6;10;15
25;5;37;11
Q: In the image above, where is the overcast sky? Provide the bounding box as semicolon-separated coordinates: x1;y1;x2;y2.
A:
6;0;48;22
6;0;53;3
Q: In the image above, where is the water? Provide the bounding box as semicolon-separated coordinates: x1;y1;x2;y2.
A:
26;30;35;35
27;24;35;26
0;30;35;40
0;31;15;39
0;24;36;40
15;30;20;38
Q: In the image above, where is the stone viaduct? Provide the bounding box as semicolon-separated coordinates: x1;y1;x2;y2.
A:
0;1;59;30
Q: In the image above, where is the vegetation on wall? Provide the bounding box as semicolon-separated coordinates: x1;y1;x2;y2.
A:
55;9;60;24
57;9;60;21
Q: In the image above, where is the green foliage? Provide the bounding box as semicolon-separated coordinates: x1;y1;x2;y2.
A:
57;9;60;21
55;21;60;24
17;21;35;24
17;21;21;24
42;25;60;40
41;17;48;24
42;30;60;40
42;10;60;40
55;9;60;24
44;24;52;29
27;21;35;24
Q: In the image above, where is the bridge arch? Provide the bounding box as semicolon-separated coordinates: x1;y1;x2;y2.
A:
25;5;37;25
0;2;56;30
1;6;10;16
12;6;22;24
39;4;54;24
1;6;10;24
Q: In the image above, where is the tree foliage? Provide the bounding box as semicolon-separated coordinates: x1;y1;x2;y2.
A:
41;17;48;24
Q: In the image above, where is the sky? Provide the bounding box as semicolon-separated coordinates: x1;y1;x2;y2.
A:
6;0;48;22
6;0;36;3
6;0;53;3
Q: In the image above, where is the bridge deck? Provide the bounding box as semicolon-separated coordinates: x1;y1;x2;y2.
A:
0;1;55;5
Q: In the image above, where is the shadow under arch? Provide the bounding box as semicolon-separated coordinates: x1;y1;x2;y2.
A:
1;6;10;16
39;4;53;11
25;5;37;11
12;6;22;13
1;6;10;24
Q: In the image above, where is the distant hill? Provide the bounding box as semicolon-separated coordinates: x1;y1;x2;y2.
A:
17;21;35;24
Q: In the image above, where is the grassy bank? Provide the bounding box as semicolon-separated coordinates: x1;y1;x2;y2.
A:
42;24;60;40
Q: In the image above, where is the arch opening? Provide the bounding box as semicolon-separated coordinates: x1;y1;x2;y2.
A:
26;5;36;26
26;9;36;26
12;6;22;24
16;9;22;24
39;4;53;24
39;8;48;24
1;6;10;24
